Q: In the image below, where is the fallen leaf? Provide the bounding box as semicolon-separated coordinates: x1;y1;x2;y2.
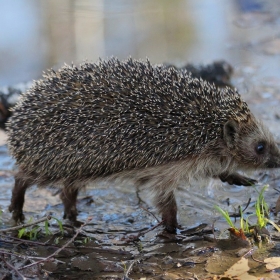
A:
223;257;258;280
264;257;280;270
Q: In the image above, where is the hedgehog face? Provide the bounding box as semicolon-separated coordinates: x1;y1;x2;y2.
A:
223;118;280;169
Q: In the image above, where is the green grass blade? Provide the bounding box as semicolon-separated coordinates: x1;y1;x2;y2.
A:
214;205;235;228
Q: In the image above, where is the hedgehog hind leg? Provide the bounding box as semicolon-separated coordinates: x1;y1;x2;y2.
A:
9;172;33;223
155;189;178;233
60;185;81;226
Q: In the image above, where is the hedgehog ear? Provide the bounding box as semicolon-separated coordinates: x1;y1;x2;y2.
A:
224;120;239;147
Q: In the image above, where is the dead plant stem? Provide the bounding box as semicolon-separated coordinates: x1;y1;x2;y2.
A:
0;215;52;232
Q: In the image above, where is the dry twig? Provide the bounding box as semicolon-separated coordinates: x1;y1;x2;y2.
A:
139;205;160;223
1;254;27;280
0;215;52;232
124;259;138;279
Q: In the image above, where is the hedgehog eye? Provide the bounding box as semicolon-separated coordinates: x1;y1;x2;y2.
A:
255;142;265;154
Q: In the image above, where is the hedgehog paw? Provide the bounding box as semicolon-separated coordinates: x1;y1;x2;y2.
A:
9;206;25;224
164;224;177;234
219;173;258;186
62;206;83;226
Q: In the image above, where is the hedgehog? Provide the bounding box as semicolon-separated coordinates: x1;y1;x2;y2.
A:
7;57;280;233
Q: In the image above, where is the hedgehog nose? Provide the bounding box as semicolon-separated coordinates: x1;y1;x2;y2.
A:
266;148;280;168
266;161;280;168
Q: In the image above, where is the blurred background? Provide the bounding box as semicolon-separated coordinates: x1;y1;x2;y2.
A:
1;0;280;86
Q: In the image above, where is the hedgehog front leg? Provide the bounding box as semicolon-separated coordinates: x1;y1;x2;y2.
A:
60;186;79;224
219;173;257;186
156;190;178;233
9;174;32;223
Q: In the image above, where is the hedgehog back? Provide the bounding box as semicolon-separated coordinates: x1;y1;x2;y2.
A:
7;58;250;184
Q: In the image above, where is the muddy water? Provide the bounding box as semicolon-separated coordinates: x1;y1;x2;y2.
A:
1;0;280;279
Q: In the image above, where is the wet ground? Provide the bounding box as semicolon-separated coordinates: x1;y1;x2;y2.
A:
2;1;280;280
